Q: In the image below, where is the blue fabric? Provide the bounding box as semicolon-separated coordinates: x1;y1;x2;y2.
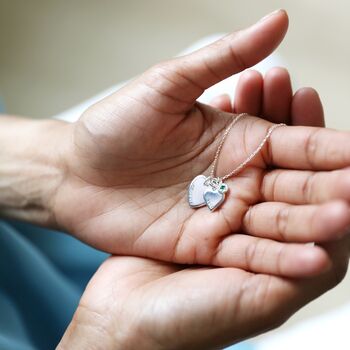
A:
0;221;107;349
0;220;253;349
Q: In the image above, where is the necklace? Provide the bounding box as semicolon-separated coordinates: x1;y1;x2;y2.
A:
188;113;285;211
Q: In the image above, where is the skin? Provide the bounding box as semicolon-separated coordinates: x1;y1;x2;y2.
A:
2;10;350;280
1;9;349;349
45;10;350;279
58;63;350;350
58;243;350;350
211;68;325;127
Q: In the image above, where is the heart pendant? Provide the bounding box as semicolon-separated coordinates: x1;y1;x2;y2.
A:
188;175;229;211
204;187;226;211
188;175;207;208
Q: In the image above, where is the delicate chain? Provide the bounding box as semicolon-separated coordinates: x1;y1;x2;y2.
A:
209;113;246;179
209;113;285;182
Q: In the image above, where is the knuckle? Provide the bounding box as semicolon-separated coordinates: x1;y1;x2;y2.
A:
150;60;171;73
227;43;247;72
147;60;176;82
261;170;282;202
245;239;269;273
147;62;168;80
301;172;317;203
245;240;260;271
275;244;286;275
303;129;321;168
229;50;246;73
275;206;289;241
244;205;255;233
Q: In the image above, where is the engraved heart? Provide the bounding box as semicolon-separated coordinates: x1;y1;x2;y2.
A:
204;188;225;211
188;175;207;208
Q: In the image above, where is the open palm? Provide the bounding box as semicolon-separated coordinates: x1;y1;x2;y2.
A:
54;10;350;278
58;235;350;350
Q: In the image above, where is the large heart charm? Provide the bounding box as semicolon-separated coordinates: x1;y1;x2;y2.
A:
188;175;207;208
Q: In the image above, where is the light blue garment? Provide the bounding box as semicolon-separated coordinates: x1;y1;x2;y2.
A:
0;221;253;349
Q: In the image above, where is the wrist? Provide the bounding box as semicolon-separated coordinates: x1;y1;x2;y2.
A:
57;309;116;350
58;311;160;350
0;115;72;227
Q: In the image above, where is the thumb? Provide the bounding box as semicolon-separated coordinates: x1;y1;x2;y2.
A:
145;10;288;105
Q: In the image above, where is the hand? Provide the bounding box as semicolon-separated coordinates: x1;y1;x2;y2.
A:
52;10;350;278
210;66;325;127
57;236;350;350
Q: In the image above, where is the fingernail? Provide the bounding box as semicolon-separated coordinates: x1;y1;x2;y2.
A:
259;9;284;22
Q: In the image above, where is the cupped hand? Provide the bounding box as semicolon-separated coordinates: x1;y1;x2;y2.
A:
57;235;350;350
210;66;325;127
54;10;350;278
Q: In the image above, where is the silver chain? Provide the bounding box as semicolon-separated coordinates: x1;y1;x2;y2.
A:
209;113;286;182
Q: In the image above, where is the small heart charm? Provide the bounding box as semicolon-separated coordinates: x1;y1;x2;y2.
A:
188;175;207;208
204;188;225;211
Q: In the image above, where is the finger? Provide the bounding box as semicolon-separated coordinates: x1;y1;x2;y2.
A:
212;234;331;277
239;236;350;335
215;116;350;177
147;10;288;105
262;168;350;204
242;200;350;243
291;87;325;127
267;124;350;170
233;70;263;115
209;94;232;112
262;67;293;124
